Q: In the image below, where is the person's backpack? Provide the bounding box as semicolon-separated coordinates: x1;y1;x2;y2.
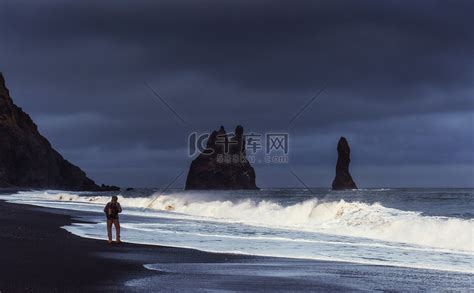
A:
108;203;119;217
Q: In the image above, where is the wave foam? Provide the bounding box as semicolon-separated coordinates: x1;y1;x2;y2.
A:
12;191;474;252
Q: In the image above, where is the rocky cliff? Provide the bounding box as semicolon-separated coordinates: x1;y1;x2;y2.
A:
185;125;258;190
332;137;357;190
0;73;118;191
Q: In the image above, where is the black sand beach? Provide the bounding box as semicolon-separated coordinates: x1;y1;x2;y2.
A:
1;192;472;292
0;197;347;292
0;198;151;292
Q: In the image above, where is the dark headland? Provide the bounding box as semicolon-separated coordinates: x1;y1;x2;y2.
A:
0;73;118;191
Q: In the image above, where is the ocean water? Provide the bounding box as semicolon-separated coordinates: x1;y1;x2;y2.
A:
1;188;473;276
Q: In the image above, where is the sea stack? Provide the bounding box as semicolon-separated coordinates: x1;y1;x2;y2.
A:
0;73;119;191
332;137;357;190
185;125;258;190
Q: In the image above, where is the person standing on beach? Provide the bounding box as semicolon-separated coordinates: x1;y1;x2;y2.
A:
104;195;122;244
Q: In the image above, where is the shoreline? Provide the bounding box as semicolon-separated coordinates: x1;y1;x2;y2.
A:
0;199;257;292
0;198;351;292
1;193;472;292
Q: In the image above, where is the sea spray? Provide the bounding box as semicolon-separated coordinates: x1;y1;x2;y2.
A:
10;190;474;252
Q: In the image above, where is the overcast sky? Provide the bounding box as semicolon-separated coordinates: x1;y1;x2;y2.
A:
1;0;473;188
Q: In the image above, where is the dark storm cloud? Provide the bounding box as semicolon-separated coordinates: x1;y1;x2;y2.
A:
1;0;473;187
4;0;473;89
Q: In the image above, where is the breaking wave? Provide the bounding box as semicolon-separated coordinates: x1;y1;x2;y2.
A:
15;191;474;252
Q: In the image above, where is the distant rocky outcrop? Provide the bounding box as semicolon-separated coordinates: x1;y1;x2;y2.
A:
0;73;119;191
185;125;258;190
332;137;357;190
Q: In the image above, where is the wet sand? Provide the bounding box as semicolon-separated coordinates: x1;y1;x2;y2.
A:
0;197;348;292
0;199;255;291
0;192;471;292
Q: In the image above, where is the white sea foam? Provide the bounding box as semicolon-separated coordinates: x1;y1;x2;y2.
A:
8;190;474;252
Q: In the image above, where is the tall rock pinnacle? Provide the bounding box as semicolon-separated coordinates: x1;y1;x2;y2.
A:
332;137;357;190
